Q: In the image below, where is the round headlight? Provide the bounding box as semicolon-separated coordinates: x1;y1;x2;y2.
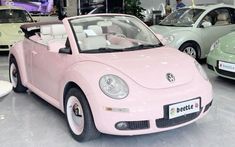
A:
99;75;129;99
194;61;208;80
210;40;220;51
163;35;174;45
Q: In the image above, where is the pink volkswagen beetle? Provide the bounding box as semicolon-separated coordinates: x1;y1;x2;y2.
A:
9;14;213;142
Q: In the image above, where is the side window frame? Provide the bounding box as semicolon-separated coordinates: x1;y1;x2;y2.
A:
198;7;232;27
228;8;235;24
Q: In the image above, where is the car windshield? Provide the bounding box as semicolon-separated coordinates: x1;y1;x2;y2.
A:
160;8;205;27
70;15;162;53
0;9;33;23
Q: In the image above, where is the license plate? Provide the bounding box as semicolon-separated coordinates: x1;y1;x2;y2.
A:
168;98;200;119
218;61;235;72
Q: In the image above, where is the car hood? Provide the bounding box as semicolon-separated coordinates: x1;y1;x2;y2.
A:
150;25;191;37
0;23;24;36
219;32;235;55
82;47;196;89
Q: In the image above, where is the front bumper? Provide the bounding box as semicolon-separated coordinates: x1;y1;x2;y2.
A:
92;80;213;136
0;35;24;51
207;49;235;80
0;45;11;51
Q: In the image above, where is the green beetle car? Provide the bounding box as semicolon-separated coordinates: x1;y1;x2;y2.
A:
0;6;34;51
150;3;235;60
207;32;235;80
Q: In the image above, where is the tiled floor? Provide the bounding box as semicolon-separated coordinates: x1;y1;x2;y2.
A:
1;52;235;147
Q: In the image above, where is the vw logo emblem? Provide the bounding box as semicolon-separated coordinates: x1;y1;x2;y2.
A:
166;73;175;82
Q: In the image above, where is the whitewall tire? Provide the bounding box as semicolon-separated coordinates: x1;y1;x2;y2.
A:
9;57;27;93
65;88;100;142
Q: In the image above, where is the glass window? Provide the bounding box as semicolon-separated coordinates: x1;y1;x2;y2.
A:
70;15;161;53
201;8;231;26
0;9;33;23
160;8;205;27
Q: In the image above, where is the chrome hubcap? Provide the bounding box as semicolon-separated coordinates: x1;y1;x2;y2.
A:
183;47;197;58
67;96;84;135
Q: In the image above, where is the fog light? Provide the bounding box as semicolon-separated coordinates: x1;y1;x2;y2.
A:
115;122;128;130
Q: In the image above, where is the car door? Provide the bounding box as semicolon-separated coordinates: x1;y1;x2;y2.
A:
198;8;235;56
30;20;80;103
22;38;35;84
31;43;53;96
31;40;74;101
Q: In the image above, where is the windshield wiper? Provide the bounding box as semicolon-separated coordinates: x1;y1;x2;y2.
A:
84;47;124;53
124;44;162;51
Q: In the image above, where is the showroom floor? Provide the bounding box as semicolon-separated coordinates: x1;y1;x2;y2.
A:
0;52;235;147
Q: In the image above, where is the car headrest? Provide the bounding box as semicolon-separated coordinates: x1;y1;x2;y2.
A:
87;25;103;35
217;13;228;21
51;24;66;36
40;25;51;35
74;25;84;33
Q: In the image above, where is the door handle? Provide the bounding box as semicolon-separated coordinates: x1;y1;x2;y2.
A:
32;51;38;56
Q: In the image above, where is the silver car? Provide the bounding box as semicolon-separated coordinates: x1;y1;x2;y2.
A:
150;4;235;59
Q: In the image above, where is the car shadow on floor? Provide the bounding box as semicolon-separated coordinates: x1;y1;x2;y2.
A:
198;58;207;64
217;76;235;85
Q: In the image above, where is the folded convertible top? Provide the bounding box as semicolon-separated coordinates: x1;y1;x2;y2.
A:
20;21;62;38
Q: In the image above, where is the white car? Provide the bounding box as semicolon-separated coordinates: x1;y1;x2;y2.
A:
0;6;33;51
151;3;235;59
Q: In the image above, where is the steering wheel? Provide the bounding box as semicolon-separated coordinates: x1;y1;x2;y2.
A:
115;33;126;38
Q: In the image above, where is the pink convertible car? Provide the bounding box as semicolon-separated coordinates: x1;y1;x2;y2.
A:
9;14;213;142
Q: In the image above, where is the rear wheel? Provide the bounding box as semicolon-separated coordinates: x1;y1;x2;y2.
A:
9;57;27;93
65;88;100;142
179;42;200;59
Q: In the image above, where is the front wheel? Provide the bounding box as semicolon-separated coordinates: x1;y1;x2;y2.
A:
9;57;27;93
179;43;199;59
65;88;100;142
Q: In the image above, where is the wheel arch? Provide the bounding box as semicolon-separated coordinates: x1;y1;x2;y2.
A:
63;82;84;111
61;81;94;115
62;81;101;141
179;40;202;59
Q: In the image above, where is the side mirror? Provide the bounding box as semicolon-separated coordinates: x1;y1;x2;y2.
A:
59;47;72;54
201;21;212;28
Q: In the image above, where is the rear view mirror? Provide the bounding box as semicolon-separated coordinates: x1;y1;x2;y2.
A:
201;21;212;28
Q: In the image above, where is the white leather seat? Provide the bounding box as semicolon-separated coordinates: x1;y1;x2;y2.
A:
47;24;67;52
107;25;123;34
87;25;103;35
83;36;107;50
215;13;230;25
40;25;53;45
48;39;66;53
74;25;83;33
51;24;67;39
74;25;86;41
82;25;106;50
